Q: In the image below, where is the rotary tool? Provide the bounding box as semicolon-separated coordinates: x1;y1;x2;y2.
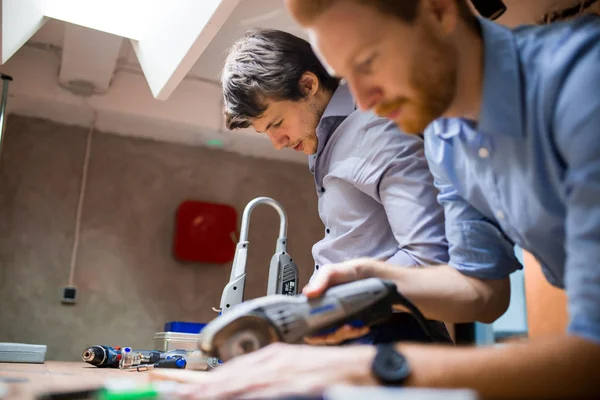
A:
199;278;436;361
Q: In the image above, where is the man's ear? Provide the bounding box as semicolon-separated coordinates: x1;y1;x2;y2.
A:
298;72;320;96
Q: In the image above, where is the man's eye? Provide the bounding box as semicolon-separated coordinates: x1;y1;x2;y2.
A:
273;120;283;128
356;53;377;74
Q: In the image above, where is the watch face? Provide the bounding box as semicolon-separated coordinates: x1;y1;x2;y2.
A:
384;352;406;370
372;345;411;385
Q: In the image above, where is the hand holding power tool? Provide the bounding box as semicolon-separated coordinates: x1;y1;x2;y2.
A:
199;277;436;361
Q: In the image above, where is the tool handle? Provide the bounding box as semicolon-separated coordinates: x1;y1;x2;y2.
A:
155;357;187;369
306;278;398;337
238;197;287;242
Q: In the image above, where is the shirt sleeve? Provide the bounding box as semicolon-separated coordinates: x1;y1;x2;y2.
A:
424;120;521;279
553;38;600;344
353;116;449;267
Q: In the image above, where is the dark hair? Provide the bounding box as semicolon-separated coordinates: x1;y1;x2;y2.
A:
222;29;339;130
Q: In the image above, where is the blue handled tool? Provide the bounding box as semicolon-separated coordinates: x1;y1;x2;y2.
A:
82;346;187;368
127;356;187;372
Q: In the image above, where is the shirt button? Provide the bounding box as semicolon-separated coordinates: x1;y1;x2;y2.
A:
320;187;326;193
326;228;330;234
315;265;319;270
496;210;505;220
478;147;490;159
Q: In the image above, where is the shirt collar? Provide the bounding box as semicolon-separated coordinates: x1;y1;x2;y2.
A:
320;82;356;120
477;17;524;137
427;117;478;140
314;82;356;156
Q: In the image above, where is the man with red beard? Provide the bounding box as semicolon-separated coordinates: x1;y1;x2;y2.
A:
150;1;600;398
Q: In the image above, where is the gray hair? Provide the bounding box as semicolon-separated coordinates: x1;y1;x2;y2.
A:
221;29;339;130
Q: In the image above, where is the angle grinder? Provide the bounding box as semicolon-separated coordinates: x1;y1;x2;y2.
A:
199;278;436;361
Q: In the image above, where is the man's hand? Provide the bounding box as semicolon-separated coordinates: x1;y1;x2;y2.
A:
300;258;387;345
303;257;386;298
303;324;371;345
150;343;377;399
307;258;511;324
152;335;600;399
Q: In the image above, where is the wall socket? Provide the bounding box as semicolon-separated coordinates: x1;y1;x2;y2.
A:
61;286;77;304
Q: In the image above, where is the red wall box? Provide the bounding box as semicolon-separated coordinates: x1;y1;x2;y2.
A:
173;200;238;264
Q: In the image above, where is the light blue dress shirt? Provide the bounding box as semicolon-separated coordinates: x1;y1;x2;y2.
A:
309;83;448;271
424;16;600;344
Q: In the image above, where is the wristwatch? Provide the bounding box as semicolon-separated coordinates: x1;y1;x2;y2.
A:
371;343;411;385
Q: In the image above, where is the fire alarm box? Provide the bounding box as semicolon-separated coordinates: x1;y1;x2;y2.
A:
174;200;237;264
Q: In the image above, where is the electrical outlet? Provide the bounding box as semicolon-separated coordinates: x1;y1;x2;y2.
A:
61;286;77;304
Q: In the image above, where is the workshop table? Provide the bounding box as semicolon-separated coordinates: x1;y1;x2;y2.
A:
1;362;478;400
0;362;152;400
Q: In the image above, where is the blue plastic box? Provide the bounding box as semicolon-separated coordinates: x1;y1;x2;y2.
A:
163;321;206;334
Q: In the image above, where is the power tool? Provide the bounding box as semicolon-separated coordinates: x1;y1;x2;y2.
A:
218;197;299;315
81;345;124;368
82;346;189;369
200;278;436;361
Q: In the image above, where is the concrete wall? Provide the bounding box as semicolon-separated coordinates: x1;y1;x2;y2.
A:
0;115;322;361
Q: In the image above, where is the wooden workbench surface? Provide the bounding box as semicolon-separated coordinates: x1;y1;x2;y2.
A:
0;362;151;400
0;362;482;400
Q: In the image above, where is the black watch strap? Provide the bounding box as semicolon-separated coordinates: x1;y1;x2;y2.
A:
371;343;411;386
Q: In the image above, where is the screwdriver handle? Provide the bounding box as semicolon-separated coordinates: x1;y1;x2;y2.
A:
155;356;187;369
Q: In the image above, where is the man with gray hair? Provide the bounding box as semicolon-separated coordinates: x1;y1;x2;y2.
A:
221;29;451;344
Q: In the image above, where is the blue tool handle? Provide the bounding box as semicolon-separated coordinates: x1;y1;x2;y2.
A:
312;319;366;336
154;357;187;369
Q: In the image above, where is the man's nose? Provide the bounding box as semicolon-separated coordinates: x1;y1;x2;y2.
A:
270;132;289;150
347;77;383;111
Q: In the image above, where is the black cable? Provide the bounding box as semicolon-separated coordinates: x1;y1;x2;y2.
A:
391;291;438;343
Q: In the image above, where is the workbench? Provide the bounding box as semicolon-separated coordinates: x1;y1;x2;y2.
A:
1;362;478;400
0;362;151;400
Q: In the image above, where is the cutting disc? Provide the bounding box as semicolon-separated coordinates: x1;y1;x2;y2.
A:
209;315;280;361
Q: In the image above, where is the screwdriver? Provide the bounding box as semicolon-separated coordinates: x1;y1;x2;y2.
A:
127;356;187;372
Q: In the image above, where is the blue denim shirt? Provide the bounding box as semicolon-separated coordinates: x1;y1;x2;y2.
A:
424;16;600;344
